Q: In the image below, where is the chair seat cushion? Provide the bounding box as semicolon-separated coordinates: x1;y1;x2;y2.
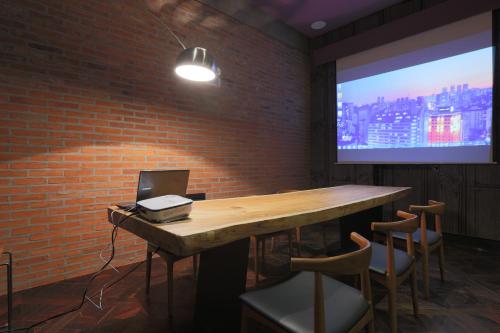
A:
369;242;413;276
240;271;369;333
393;228;441;245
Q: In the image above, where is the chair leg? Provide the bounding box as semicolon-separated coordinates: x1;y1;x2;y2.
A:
253;237;260;284
368;316;375;333
438;243;445;282
145;250;152;295
193;254;198;280
260;238;266;264
388;284;398;333
410;267;419;317
422;251;430;299
295;227;301;257
287;231;293;257
367;308;375;333
240;306;249;333
322;224;328;254
166;256;174;319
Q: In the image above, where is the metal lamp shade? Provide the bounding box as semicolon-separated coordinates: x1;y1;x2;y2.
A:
175;47;219;82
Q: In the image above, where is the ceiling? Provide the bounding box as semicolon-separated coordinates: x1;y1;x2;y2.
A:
249;0;403;37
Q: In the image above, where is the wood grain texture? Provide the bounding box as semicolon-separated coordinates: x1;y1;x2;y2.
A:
108;185;411;256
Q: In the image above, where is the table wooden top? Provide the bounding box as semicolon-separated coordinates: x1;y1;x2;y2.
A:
108;185;411;256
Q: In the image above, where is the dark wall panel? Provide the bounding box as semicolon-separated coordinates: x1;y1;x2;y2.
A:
466;166;500;239
328;163;500;240
311;64;335;187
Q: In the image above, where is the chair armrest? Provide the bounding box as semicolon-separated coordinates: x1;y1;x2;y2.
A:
290;233;371;276
371;211;418;234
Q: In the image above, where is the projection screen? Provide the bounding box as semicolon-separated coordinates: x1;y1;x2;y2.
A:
336;12;493;164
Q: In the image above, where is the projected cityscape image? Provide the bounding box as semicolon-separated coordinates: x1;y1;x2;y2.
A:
337;47;493;150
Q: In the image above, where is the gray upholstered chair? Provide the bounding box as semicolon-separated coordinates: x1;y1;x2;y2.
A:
240;232;374;333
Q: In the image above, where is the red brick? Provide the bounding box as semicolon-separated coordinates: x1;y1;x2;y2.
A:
11;129;48;137
13;177;47;185
0;0;310;294
31;215;65;224
12;225;47;236
9;96;46;106
10;193;46;201
47;101;79;109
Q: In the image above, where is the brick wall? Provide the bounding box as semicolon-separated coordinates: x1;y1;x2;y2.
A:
0;0;311;291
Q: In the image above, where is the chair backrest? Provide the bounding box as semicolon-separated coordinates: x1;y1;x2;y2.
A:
409;200;446;244
290;232;372;333
371;211;419;277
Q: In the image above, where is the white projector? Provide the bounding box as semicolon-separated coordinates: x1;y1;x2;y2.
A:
136;195;193;223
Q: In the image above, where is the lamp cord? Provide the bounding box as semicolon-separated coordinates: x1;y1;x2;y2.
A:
164;23;187;50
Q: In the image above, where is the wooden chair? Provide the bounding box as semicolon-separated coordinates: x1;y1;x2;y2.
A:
145;245;198;319
1;249;13;331
252;189;299;285
252;232;293;284
145;193;204;319
241;232;375;333
252;189;336;285
369;211;419;333
276;190;330;257
393;200;446;299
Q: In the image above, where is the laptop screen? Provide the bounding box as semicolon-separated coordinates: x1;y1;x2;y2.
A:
136;170;190;202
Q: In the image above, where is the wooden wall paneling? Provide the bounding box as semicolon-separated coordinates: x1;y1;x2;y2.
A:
354;165;374;185
330;164;356;186
433;165;466;235
330;165;373;185
375;165;393;220
465;166;478;237
466;165;500;240
377;166;430;219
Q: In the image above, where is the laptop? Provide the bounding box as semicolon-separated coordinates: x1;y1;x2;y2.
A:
117;170;190;210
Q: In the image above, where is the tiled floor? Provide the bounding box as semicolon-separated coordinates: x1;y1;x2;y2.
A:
2;224;499;332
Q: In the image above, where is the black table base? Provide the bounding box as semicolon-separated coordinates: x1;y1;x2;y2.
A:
194;238;250;333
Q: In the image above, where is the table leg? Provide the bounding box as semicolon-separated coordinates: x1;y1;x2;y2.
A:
194;238;250;333
339;206;383;249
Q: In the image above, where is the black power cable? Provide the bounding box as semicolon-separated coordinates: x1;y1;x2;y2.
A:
88;244;159;300
0;207;140;333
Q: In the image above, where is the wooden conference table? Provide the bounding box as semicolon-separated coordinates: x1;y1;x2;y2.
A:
108;185;411;332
